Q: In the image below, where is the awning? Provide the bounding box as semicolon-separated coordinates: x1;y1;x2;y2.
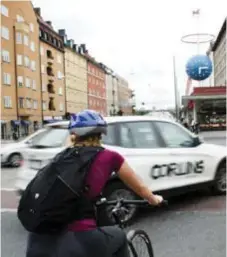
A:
21;120;31;126
11;120;21;126
182;94;226;105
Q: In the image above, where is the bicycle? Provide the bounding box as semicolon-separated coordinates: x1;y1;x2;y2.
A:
96;197;168;257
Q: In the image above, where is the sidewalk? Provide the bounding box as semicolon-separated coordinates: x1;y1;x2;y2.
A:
200;131;226;139
1;140;15;144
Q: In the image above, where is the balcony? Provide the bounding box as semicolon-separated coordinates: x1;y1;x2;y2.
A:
47;83;55;94
48;97;56;111
46;66;54;77
15;22;29;33
47;50;54;60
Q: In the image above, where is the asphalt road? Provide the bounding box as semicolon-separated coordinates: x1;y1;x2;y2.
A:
1;133;226;257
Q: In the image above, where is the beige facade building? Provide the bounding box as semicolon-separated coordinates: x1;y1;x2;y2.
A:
106;72;119;115
117;76;133;115
35;8;65;122
1;1;42;139
212;18;226;87
58;32;88;113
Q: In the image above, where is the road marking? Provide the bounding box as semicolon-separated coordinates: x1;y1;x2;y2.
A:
1;208;17;213
1;188;16;192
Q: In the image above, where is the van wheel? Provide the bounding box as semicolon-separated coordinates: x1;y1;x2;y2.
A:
97;181;138;226
211;161;226;195
8;153;22;167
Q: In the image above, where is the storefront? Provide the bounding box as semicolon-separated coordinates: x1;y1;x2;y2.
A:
182;86;226;131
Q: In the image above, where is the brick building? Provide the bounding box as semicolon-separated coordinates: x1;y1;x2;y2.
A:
87;58;107;115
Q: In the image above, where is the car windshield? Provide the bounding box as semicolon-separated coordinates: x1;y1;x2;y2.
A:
30;127;69;148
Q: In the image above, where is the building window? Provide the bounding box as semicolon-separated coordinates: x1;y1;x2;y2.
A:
48;97;56;111
4;96;12;108
58;87;63;95
30;41;35;52
47;66;54;76
33;100;38;109
59;103;64;112
25;77;31;88
19;97;24;108
2;50;10;62
17;54;23;65
1;26;9;40
17;76;23;87
16;32;22;44
57;54;62;63
24;56;30;67
42;83;46;92
47;50;54;59
3;73;11;85
42;101;46;110
16;15;24;22
40;46;44;55
26;98;32;108
30;23;34;32
1;5;8;17
57;71;63;79
30;60;36;71
32;80;36;90
24;35;29;46
41;65;45;74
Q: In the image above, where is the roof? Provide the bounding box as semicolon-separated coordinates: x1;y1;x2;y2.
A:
45;116;177;128
212;18;226;51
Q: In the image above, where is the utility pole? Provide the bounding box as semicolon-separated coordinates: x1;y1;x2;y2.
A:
173;56;179;120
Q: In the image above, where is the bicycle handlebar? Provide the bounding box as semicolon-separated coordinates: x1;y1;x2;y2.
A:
96;198;168;207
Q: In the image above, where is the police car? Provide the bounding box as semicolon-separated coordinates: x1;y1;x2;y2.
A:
15;116;226;224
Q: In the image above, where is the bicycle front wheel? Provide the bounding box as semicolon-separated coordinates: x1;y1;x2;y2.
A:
127;229;154;257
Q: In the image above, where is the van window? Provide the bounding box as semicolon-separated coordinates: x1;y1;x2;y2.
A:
31;128;69;148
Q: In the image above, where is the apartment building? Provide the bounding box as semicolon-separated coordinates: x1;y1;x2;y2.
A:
117;76;133;115
35;8;65;123
105;71;119;116
212;18;226;87
1;1;42;139
58;30;88;113
87;59;107;116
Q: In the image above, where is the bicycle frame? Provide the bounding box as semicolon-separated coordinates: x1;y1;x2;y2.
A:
96;198;168;257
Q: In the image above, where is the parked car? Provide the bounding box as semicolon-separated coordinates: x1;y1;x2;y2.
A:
15;116;226;224
1;123;60;167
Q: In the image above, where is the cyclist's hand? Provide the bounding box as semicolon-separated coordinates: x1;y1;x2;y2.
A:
148;194;163;206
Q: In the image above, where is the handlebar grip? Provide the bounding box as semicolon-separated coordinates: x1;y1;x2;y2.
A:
160;200;168;206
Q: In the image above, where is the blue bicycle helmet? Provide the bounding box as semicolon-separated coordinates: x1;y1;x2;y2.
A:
68;110;107;136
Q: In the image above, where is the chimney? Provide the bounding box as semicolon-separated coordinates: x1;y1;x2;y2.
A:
58;29;66;37
34;7;41;16
58;29;67;44
46;21;52;27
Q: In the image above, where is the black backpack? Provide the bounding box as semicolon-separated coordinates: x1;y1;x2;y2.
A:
17;146;104;234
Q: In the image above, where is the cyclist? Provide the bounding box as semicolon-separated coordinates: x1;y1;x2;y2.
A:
26;110;163;257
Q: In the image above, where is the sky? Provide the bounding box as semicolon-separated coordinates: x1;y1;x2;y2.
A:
32;0;226;109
